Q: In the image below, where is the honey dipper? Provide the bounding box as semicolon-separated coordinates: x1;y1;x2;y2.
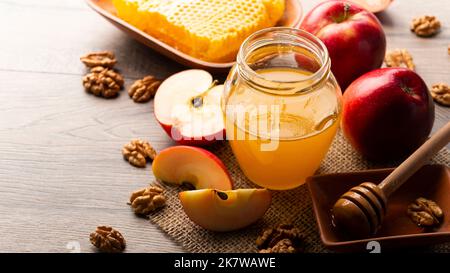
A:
332;122;450;239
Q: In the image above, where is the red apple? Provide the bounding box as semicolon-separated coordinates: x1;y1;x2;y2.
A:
152;146;233;190
154;69;225;146
300;0;386;90
342;68;435;161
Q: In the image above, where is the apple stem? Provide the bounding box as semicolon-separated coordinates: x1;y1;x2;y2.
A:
400;83;414;95
190;80;218;108
344;3;351;17
334;3;352;23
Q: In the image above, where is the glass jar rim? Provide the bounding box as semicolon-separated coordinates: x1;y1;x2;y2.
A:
236;27;331;94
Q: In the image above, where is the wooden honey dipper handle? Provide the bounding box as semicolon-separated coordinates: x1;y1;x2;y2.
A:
379;122;450;197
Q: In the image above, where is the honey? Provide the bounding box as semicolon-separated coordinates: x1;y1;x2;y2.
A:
223;28;342;190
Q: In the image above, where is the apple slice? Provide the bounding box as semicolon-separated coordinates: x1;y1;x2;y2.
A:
348;0;392;13
152;145;232;190
179;189;271;232
154;69;225;146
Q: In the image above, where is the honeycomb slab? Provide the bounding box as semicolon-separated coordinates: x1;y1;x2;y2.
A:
113;0;285;62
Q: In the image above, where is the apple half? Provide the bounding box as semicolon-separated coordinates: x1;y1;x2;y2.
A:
152;145;232;190
179;189;272;232
154;69;225;146
348;0;392;13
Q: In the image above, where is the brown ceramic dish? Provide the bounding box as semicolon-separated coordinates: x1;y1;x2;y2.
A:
85;0;303;73
307;164;450;252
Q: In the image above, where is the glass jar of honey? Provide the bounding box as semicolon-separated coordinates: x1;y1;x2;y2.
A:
222;27;342;190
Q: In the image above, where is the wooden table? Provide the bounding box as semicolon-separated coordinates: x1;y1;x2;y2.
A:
0;0;448;252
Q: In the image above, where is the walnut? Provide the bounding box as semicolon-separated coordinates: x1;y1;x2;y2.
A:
122;139;157;167
259;239;296;253
128;76;162;103
82;66;124;98
256;228;275;248
256;223;305;253
431;83;450;106
80;51;117;68
129;185;166;215
89;226;126;253
410;15;441;37
384;49;415;70
407;197;444;228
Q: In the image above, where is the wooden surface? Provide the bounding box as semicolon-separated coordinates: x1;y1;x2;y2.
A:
0;0;448;253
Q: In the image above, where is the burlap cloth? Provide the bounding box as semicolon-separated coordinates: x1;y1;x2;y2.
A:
149;131;450;253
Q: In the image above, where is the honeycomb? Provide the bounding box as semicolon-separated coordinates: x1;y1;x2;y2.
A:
113;0;285;62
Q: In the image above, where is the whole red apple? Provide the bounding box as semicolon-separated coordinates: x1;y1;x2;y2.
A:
342;68;435;161
300;0;386;90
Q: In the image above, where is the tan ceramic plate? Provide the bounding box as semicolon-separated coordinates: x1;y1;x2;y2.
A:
85;0;303;73
307;165;450;252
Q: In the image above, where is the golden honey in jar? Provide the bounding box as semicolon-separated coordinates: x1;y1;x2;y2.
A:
222;28;342;190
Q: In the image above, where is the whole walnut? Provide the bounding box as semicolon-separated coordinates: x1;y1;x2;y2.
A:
407;197;443;227
80;51;117;68
89;226;126;253
431;83;450;107
83;66;124;98
128;76;161;103
259;239;296;253
256;223;306;253
410;15;441;37
129;185;166;215
384;49;415;70
122;139;157;168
